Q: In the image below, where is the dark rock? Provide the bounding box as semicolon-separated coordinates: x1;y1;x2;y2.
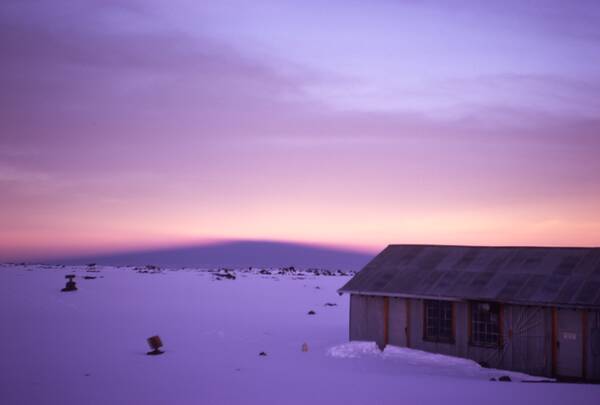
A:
489;378;496;381
308;310;316;315
214;272;236;280
498;376;512;382
83;276;96;280
324;302;337;307
259;351;267;356
146;335;164;355
61;275;77;292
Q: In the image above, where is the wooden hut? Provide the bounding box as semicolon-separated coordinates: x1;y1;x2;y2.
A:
338;245;600;380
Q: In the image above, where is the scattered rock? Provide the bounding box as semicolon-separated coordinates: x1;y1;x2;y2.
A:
146;335;165;356
277;266;296;275
214;269;236;280
61;275;77;292
86;263;99;273
307;310;316;315
259;351;267;356
498;375;512;382
215;273;236;280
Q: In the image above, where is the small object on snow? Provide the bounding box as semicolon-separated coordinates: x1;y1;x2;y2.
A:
324;302;337;307
489;378;497;382
86;263;98;272
259;351;267;356
498;375;512;382
307;310;316;315
61;275;77;292
315;286;320;290
214;271;236;280
83;276;96;280
146;335;164;355
301;343;309;352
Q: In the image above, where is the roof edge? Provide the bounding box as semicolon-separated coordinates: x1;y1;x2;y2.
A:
386;243;600;250
337;289;600;310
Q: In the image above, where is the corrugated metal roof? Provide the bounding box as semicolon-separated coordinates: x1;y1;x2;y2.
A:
339;245;600;308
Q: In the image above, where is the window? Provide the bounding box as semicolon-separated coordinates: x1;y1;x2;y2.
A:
424;300;454;343
470;302;501;347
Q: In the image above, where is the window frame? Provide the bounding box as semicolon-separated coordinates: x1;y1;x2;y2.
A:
469;301;502;348
423;299;455;344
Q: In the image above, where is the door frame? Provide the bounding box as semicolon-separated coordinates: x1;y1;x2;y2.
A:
552;307;588;380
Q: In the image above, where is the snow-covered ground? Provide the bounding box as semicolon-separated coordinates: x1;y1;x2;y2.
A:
1;264;599;405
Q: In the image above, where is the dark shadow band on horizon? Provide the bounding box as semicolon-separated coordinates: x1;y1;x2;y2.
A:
44;240;376;271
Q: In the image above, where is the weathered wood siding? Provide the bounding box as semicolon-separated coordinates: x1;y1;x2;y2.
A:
349;294;597;380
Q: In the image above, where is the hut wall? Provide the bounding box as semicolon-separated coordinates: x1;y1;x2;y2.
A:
461;301;506;370
407;301;552;377
349;294;595;380
406;299;465;358
387;297;407;347
588;310;600;381
349;294;385;347
498;305;551;376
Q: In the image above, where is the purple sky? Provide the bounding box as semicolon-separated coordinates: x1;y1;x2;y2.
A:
1;0;600;261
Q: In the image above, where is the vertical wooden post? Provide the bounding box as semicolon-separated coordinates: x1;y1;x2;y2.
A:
582;310;588;380
383;296;389;348
467;301;472;345
551;307;558;377
406;299;411;348
348;294;353;341
451;302;457;342
422;300;427;341
498;303;504;348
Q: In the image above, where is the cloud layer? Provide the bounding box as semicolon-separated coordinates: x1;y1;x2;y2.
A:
1;0;599;260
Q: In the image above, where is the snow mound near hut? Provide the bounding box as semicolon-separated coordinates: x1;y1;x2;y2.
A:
328;342;553;382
